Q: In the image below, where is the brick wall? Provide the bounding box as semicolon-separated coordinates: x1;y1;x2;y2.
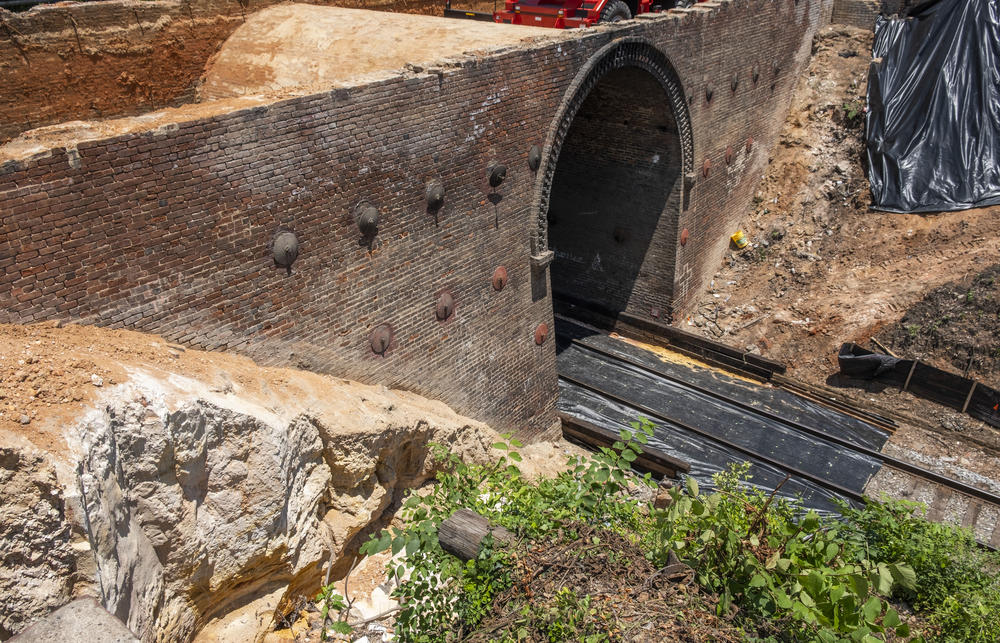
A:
829;0;913;29
0;0;830;437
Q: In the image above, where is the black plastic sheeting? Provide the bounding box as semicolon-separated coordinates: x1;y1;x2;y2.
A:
555;326;888;515
559;382;856;515
577;332;889;451
839;343;1000;429
866;0;1000;213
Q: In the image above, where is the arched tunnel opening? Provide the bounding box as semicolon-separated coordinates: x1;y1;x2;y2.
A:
546;66;683;320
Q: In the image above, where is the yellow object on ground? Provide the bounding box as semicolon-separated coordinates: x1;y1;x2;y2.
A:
731;230;749;248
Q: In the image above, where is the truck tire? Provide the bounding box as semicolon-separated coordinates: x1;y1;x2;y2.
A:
599;0;631;22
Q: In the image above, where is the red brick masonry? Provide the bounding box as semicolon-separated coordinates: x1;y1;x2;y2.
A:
0;0;831;437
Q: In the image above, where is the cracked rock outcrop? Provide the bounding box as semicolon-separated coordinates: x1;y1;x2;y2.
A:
1;368;498;643
0;448;76;639
78;400;332;641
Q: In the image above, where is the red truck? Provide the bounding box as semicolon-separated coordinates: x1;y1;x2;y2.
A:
445;0;694;29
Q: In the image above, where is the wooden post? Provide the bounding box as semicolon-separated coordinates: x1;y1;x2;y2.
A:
438;509;514;561
962;382;978;414
901;360;918;392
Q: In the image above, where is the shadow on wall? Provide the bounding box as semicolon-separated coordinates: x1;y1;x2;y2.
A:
547;66;682;318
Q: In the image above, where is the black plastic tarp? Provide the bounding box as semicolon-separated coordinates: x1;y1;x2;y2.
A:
558;381;858;515
866;0;1000;213
838;343;1000;428
553;318;890;515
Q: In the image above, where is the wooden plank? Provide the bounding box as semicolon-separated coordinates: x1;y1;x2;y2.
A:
617;311;787;375
558;412;689;477
771;374;898;433
438;509;514;561
636;335;776;381
552;296;784;380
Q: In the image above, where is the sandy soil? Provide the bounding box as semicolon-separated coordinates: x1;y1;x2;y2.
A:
199;4;556;100
0;321;453;461
0;320;586;467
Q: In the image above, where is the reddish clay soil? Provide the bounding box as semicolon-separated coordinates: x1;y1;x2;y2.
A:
0;12;240;143
683;25;1000;482
0;0;451;145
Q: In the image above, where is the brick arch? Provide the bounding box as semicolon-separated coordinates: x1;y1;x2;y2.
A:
532;38;693;255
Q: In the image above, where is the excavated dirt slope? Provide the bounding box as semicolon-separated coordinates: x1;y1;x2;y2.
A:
0;0;471;145
685;25;1000;386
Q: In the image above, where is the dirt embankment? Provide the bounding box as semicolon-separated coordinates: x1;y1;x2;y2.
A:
681;25;1000;482
878;265;1000;383
684;25;1000;391
0;0;453;145
199;4;553;101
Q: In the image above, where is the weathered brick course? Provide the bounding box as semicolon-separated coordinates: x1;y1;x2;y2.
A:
1;0;831;437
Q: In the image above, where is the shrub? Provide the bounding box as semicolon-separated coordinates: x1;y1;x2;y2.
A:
842;498;1000;642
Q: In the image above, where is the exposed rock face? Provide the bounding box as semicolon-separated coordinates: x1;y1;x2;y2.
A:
78;401;332;641
0;448;75;639
0;322;502;642
0;375;497;642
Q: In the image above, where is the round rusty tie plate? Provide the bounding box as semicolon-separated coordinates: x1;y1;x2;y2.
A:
534;323;549;346
491;266;508;291
369;324;393;356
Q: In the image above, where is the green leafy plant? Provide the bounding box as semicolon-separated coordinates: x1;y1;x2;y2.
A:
315;584;352;640
842;97;866;128
842;498;1000;642
646;464;916;641
357;423;654;641
346;420;1000;642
